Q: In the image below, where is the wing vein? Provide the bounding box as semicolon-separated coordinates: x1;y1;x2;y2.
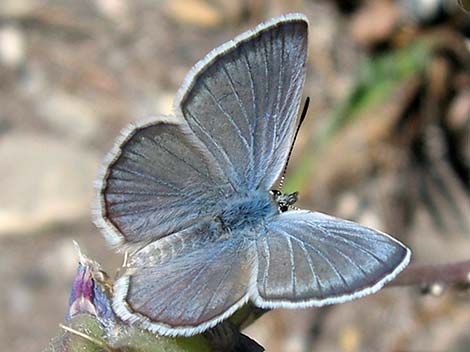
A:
240;49;258;187
278;228;351;291
298;240;323;298
111;204;194;218
220;64;255;183
220;64;253;142
147;135;212;182
286;236;297;297
152;241;230;317
110;165;180;192
195;257;234;323
105;190;181;197
186;110;239;189
275;27;285;145
200;81;251;155
296;220;387;265
262;236;271;296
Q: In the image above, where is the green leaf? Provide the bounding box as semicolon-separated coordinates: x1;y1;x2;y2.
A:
43;314;212;352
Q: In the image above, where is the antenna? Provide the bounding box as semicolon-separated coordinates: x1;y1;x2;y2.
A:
278;97;310;190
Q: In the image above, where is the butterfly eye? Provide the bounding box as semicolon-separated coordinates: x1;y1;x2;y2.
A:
270;190;282;197
270;190;281;203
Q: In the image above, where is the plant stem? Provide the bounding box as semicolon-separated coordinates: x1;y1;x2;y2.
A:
388;260;470;289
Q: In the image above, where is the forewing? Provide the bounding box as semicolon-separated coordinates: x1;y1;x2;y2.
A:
94;116;232;246
176;14;308;191
113;222;256;336
254;211;411;307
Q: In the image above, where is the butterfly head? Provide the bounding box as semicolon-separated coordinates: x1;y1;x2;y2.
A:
270;190;298;213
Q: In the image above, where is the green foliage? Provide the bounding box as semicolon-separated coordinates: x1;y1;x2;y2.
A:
323;40;430;143
44;315;110;352
458;0;470;12
44;315;212;352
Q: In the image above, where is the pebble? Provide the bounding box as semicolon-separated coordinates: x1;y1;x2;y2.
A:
0;25;26;68
164;0;223;27
0;133;100;237
38;92;100;143
0;0;38;18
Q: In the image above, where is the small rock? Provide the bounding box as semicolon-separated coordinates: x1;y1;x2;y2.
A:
0;0;39;18
6;283;33;316
447;89;470;131
339;325;361;352
283;334;305;352
337;192;360;219
131;90;174;119
38;92;100;143
94;0;133;31
95;0;129;19
0;133;100;237
357;210;383;231
164;0;223;27
40;238;79;281
0;25;26;68
351;0;399;46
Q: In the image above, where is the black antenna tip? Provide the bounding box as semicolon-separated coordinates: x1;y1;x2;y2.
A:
278;97;311;190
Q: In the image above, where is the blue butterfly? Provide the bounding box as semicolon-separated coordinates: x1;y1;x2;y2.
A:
94;13;411;337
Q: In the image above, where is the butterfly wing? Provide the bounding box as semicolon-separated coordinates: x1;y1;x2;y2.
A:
113;221;256;336
176;14;308;191
94;116;233;246
95;14;308;246
253;210;411;307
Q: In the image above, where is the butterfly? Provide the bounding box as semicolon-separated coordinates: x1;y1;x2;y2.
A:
94;13;411;337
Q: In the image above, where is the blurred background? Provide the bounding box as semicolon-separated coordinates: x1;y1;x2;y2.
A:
0;0;469;351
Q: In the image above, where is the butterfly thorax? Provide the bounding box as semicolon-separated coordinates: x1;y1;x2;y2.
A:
216;191;278;233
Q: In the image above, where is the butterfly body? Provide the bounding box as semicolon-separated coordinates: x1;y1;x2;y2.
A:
216;190;278;233
94;13;411;337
